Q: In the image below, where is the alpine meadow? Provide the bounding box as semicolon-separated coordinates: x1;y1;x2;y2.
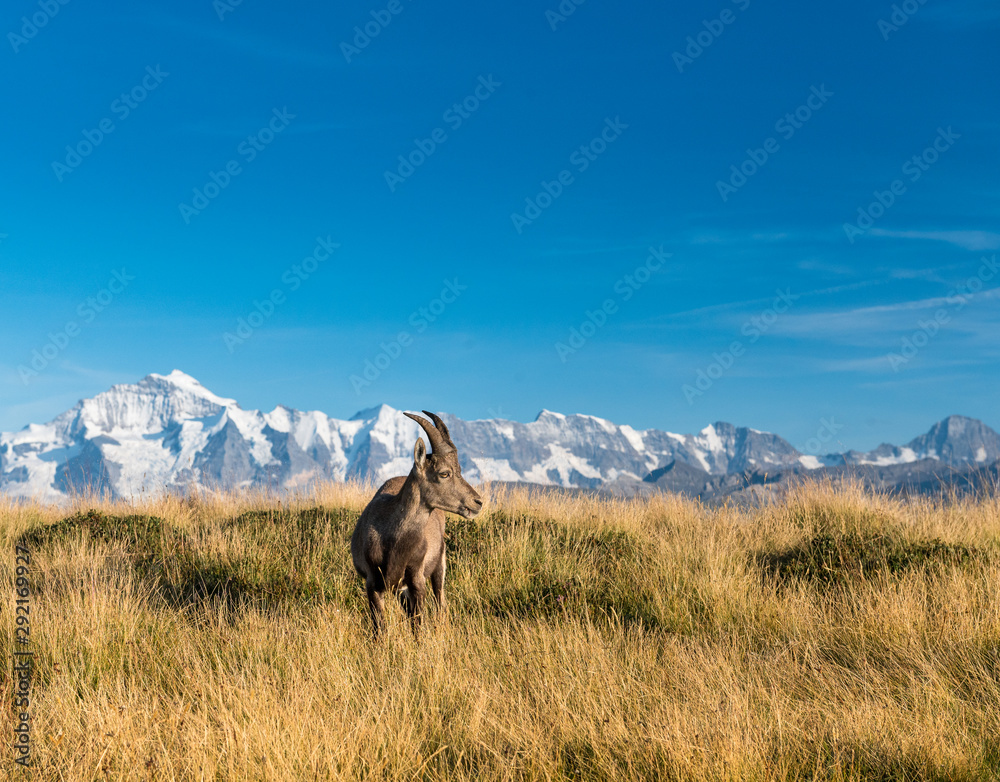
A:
2;479;999;780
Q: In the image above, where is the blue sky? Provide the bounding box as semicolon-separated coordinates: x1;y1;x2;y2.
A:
1;0;997;453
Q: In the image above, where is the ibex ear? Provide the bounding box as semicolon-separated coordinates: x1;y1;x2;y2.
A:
413;437;427;469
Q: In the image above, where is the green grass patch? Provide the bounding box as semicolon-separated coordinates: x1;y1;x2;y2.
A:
457;509;661;628
759;532;979;589
19;508;182;557
224;505;359;540
161;505;362;610
20;507;367;612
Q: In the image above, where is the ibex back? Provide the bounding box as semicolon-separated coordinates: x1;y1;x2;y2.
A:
350;411;483;637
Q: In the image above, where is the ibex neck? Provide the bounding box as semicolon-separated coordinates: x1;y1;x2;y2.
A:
397;470;428;518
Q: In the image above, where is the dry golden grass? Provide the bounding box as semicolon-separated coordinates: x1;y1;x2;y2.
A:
1;480;999;780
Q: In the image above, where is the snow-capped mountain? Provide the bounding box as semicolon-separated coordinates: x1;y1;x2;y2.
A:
0;371;996;502
842;415;1000;468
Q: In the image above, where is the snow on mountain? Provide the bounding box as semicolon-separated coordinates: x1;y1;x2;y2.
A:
0;372;423;502
688;422;803;474
845;415;1000;468
1;372;996;502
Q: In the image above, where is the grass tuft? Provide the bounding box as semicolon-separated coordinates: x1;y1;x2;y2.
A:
19;508;179;556
759;532;979;588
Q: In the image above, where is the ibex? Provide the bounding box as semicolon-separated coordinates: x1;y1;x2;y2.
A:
351;411;483;637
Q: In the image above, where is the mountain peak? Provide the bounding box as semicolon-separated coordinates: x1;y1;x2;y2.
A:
144;370;216;394
58;371;239;438
906;414;1000;465
135;371;237;408
151;369;200;382
350;403;398;421
939;414;981;428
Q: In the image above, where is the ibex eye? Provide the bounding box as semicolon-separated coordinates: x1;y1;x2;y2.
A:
439;472;451;479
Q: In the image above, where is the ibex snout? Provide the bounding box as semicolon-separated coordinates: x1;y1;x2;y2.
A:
459;487;484;519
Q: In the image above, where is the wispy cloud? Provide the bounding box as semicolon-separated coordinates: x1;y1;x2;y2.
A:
810;352;997;378
869;228;1000;251
652;279;886;322
685;227;844;247
797;258;856;276
812;356;895;374
847;286;1000;315
771;287;1000;345
857;370;986;389
154;12;340;70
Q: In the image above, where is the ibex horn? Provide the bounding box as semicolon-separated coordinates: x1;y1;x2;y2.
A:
403;412;454;454
421;411;456;449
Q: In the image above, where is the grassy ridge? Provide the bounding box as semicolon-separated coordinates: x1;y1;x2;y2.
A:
1;481;998;780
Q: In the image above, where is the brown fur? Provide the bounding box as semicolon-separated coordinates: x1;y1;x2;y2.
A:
350;411;482;638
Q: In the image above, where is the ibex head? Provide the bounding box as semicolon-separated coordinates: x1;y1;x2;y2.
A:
404;410;483;519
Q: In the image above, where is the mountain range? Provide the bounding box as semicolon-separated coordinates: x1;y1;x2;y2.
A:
1;371;997;502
